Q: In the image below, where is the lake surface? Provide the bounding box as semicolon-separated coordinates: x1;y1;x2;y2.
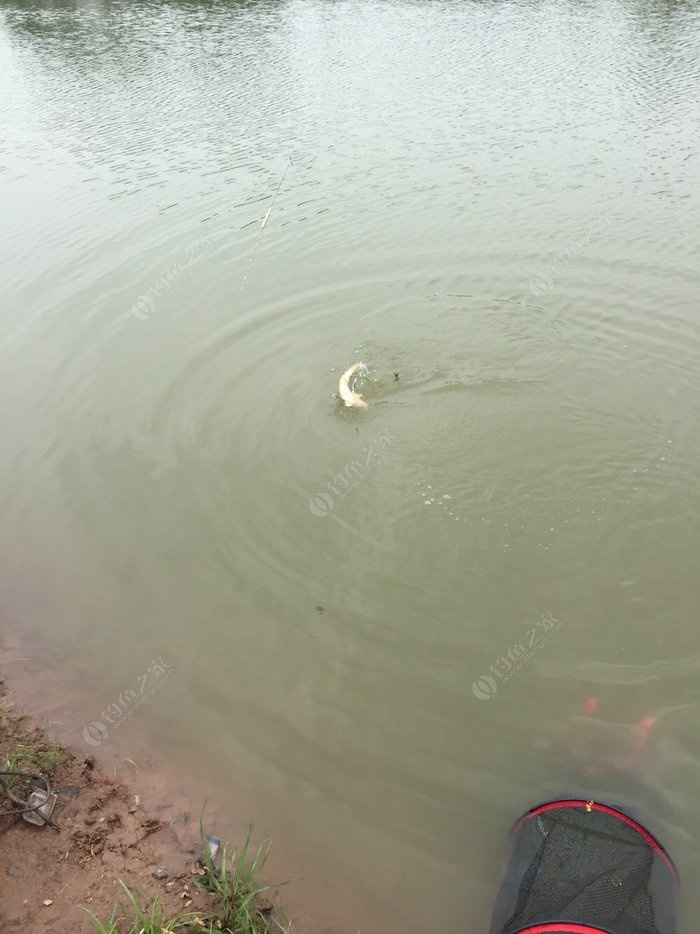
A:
1;0;700;930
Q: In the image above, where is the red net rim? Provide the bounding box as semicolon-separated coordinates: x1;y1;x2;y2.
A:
513;799;678;881
515;925;613;933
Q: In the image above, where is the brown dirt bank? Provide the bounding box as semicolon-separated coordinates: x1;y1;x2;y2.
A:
0;622;370;934
0;680;291;933
0;620;372;934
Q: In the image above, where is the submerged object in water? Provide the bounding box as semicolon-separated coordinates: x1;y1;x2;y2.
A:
338;361;367;409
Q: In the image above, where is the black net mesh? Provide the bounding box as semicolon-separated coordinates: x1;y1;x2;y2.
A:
489;800;677;934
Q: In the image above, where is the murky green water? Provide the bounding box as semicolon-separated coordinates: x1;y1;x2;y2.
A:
2;0;700;930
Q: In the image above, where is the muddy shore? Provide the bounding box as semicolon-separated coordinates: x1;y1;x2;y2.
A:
0;678;290;933
0;619;368;934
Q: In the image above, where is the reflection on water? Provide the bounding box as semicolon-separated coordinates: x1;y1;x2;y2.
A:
1;0;700;930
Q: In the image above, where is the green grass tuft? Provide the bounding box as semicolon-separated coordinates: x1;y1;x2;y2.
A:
1;740;65;794
194;811;292;933
83;880;203;933
83;816;292;933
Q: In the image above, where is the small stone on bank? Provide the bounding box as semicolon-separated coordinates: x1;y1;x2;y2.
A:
152;868;169;880
43;899;53;906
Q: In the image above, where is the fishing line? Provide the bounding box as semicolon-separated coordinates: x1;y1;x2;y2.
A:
238;157;293;296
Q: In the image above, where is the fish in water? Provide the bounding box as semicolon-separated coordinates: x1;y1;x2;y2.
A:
338;361;367;409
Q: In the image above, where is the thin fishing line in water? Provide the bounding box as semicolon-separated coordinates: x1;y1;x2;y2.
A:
238;157;292;296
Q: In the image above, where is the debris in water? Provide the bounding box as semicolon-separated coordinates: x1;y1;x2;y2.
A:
205;834;220;861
